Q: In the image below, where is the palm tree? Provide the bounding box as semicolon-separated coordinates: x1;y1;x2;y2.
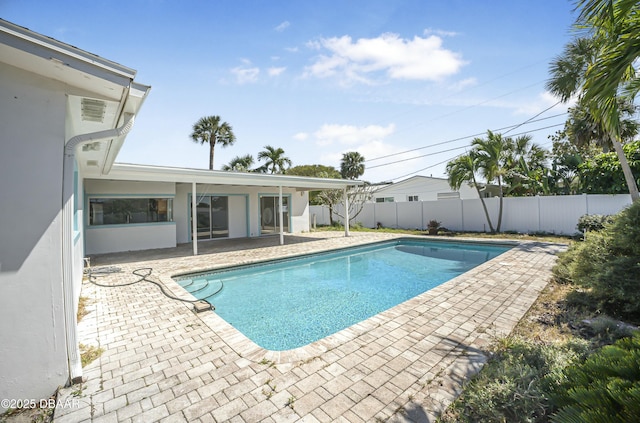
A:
222;154;254;172
257;145;292;174
504;135;550;196
547;29;639;200
446;152;496;233
190;115;236;170
340;151;365;180
471;131;511;232
575;0;640;138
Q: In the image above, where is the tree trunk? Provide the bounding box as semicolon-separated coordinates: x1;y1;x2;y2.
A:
474;181;495;233
496;176;504;233
612;139;640;202
328;204;334;226
209;142;215;170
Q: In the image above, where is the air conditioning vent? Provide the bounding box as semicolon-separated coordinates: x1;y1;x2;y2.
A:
81;98;106;122
86;160;99;167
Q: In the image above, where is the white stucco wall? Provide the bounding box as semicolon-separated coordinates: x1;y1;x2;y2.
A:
373;176;479;202
83;180;177;255
0;61;70;408
175;183;309;244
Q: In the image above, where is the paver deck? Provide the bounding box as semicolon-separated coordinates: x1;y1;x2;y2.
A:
54;232;565;422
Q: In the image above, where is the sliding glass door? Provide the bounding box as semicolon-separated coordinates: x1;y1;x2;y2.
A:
195;196;229;239
260;196;289;235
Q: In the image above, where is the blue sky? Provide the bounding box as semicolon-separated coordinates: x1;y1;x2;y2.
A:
3;0;578;182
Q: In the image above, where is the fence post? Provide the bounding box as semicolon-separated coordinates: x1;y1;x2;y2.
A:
395;202;399;229
584;193;589;215
537;195;541;232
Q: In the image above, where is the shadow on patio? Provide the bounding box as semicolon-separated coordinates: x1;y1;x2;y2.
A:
88;234;332;266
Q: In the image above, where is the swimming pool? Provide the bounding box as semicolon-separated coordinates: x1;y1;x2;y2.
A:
175;239;511;351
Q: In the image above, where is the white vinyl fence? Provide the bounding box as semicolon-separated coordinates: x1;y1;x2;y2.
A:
309;194;632;235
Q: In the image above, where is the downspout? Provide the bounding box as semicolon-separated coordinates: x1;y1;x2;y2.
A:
61;113;135;384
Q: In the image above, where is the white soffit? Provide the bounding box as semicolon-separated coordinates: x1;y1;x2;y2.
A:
101;163;363;190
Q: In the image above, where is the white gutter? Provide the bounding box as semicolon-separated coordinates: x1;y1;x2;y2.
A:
61;113;135;384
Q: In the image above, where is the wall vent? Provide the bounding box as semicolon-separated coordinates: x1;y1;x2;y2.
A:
82;142;101;152
86;160;99;167
81;98;106;122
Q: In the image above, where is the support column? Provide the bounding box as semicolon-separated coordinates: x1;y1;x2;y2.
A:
344;187;350;237
278;185;284;245
192;182;198;256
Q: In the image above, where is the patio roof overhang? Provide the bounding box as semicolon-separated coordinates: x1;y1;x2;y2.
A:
93;162;364;191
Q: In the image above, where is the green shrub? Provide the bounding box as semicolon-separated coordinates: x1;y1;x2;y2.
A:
550;332;640;423
576;214;613;233
441;337;587;423
552;201;640;321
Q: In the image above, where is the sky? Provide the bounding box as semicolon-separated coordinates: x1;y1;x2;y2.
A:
3;0;579;183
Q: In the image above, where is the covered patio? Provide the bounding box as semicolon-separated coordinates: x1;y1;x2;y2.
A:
83;163;362;256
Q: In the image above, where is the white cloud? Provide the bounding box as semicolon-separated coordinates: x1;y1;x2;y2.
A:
449;77;477;92
293;132;309;141
275;21;290;32
423;28;459;37
313;123;396;146
268;66;286;77
304;32;466;84
513;91;569;115
230;61;260;84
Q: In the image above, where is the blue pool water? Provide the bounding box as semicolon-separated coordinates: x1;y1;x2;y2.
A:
175;239;510;351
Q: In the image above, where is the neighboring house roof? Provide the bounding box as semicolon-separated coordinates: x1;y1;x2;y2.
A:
374;175;451;193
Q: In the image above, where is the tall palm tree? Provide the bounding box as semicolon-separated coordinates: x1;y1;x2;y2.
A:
471;131;511;232
446;152;496;233
576;0;640;139
257;145;292;174
547;26;639;200
222;154;254;172
563;100;638;153
190;115;236;170
340;151;365;180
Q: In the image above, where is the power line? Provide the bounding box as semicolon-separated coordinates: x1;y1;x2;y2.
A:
366;112;567;163
367;123;564;170
503;101;562;135
388;126;563;182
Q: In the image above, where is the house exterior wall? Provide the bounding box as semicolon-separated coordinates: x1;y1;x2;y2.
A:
0;61;70;408
81;182;312;254
373;176;479;202
175;184;309;244
84;180;177;255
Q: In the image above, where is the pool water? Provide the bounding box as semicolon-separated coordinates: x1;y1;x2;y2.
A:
175;239;510;351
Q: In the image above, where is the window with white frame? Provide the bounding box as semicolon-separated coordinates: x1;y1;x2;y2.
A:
375;197;394;203
408;195;419;202
88;197;173;226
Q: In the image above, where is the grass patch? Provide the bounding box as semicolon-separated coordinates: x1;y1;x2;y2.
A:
80;343;104;367
76;296;90;322
438;277;638;423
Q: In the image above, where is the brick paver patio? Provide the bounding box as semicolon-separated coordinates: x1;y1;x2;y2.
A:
53;232;565;422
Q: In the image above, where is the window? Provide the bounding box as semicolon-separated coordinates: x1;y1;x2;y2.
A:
89;197;173;226
408;195;419;202
375;197;394;203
